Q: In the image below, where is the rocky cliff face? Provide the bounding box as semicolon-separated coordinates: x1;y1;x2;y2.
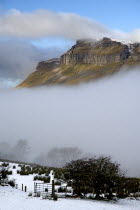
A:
17;38;140;88
128;43;140;62
60;38;130;65
36;58;60;73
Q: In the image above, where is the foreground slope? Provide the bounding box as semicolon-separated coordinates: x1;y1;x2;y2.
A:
17;38;140;88
1;186;140;210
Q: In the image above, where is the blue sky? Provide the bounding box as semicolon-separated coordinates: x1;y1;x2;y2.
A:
1;0;140;32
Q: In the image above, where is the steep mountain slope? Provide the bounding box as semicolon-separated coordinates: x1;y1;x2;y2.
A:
126;43;140;65
17;38;140;88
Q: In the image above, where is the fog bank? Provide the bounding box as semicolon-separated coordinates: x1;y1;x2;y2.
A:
0;68;140;176
0;39;64;82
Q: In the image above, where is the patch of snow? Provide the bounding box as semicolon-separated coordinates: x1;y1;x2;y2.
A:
0;186;140;210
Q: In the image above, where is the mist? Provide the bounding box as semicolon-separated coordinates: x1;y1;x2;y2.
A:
0;67;140;176
0;38;70;88
0;39;65;87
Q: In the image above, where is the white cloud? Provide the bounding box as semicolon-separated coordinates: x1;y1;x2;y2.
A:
0;9;111;40
0;9;140;42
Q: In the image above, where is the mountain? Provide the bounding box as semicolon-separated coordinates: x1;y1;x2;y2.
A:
17;38;140;88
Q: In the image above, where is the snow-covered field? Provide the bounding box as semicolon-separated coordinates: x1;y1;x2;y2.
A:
0;162;69;193
0;162;43;192
1;162;140;210
0;186;140;210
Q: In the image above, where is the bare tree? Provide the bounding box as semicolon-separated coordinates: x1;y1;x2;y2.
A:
35;147;82;167
13;139;30;162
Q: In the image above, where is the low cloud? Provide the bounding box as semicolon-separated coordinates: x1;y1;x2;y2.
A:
0;39;64;87
0;78;22;88
0;68;140;176
0;40;38;79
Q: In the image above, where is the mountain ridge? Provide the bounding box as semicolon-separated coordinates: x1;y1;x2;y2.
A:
17;38;140;88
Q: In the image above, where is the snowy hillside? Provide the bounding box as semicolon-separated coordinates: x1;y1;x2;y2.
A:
0;161;40;192
1;161;140;210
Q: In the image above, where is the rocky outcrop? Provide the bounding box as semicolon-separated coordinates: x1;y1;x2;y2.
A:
129;43;140;61
17;38;140;88
17;58;60;87
36;58;60;73
60;38;130;65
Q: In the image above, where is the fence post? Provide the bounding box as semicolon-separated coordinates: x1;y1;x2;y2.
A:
65;186;67;196
52;180;55;198
92;188;95;198
25;186;27;192
104;190;106;198
22;184;23;191
34;182;35;193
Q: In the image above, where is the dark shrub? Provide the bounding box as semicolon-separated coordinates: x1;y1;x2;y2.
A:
58;187;66;193
8;179;15;187
34;175;50;183
20;169;30;175
17;170;20;174
20;171;29;175
2;163;9;167
28;192;32;196
3;170;12;175
7;171;12;175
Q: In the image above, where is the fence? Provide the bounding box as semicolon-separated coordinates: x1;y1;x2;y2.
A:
34;180;55;196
